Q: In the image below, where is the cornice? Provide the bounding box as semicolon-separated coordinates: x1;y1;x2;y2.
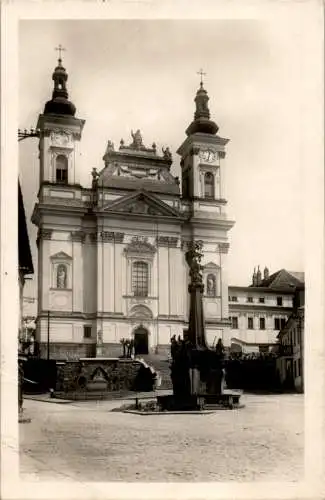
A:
36;228;52;247
218;242;230;254
156;236;179;247
228;285;296;295
88;231;125;244
228;304;293;314
181;196;227;205
70;230;86;243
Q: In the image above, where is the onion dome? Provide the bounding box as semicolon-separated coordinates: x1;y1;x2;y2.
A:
43;57;76;116
186;81;219;136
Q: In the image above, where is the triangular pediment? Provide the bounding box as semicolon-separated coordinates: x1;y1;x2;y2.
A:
101;191;181;218
204;261;220;270
50;251;72;260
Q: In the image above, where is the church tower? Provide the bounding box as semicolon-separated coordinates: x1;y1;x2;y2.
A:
32;48;86;358
177;73;235;347
177;75;228;210
36;48;85;187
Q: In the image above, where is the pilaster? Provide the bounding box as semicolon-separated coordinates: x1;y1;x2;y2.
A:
71;231;84;312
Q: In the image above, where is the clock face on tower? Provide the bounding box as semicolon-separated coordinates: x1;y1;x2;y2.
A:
199;149;216;163
51;131;70;147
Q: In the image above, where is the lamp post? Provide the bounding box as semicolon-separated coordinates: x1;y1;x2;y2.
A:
47;310;50;360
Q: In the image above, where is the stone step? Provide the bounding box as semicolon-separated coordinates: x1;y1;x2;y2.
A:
137;355;172;389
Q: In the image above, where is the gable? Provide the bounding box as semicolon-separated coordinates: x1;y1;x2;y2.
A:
101;191;181;218
50;251;72;261
203;261;220;271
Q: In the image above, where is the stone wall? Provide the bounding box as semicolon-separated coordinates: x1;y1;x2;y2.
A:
39;342;123;360
55;358;147;394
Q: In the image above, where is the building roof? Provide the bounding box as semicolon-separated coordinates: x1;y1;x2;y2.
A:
250;269;304;290
98;131;180;196
228;285;294;295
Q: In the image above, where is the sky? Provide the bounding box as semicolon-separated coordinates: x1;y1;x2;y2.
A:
19;19;306;311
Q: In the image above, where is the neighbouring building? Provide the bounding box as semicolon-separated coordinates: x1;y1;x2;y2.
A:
31;55;235;359
18;181;34;341
228;268;304;354
277;284;305;392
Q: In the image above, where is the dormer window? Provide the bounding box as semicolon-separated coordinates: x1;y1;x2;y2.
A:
204;172;214;198
56;154;68;184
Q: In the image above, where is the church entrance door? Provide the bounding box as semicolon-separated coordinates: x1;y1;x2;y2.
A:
134;326;149;355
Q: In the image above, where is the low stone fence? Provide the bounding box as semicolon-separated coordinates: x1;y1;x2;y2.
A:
56;357;157;396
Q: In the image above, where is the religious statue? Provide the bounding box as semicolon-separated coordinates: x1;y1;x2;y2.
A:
105;140;114;152
91;168;99;190
215;338;225;359
162;146;172;161
131;129;143;150
185;240;204;285
207;274;216;296
57;264;67;289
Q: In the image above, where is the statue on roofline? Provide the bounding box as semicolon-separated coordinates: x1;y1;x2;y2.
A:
131;129;143;150
162;146;172;161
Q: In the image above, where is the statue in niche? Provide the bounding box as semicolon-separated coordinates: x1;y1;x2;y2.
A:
57;264;67;289
207;274;216;296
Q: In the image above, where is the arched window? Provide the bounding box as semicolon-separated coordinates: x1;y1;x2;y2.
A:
56;155;68;184
132;261;149;297
206;273;216;297
204;172;214;198
56;264;67;289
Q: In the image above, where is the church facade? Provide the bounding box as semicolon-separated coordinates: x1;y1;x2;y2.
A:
32;56;235;359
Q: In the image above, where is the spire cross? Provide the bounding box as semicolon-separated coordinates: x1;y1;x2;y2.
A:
197;68;206;87
55;44;66;62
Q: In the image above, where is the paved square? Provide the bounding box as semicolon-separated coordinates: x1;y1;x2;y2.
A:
19;394;304;482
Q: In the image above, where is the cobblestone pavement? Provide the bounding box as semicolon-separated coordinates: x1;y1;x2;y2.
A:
19;394;304;482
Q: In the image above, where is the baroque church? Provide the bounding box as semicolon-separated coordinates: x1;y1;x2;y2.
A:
32;55;235;359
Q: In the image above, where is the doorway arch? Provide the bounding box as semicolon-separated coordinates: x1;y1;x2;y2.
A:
133;325;149;355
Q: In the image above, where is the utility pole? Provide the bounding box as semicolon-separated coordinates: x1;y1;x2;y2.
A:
47;310;50;360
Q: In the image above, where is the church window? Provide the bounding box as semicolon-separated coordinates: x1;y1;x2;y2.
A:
56;264;67;289
206;273;216;296
204;172;214;198
231;317;238;329
83;326;92;338
132;261;149;297
56;155;68;184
